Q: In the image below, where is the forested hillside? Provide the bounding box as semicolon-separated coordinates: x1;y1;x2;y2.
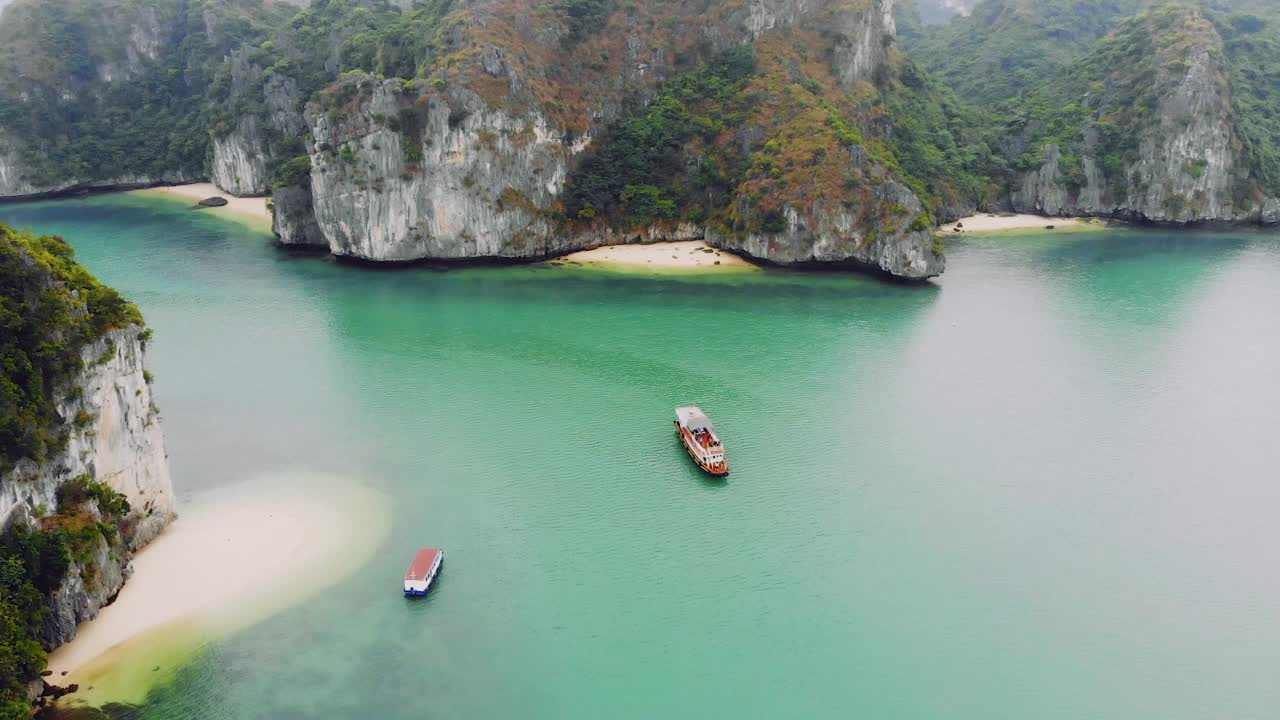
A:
903;0;1280;105
0;0;289;194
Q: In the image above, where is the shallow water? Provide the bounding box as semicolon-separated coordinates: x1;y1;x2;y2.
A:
4;196;1279;719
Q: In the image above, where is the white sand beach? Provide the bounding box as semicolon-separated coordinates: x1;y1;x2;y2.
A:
941;213;1100;234
130;183;272;230
46;473;389;705
555;241;758;271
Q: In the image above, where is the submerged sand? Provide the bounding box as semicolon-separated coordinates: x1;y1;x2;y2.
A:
941;213;1101;234
556;241;758;271
46;473;388;705
130;183;272;231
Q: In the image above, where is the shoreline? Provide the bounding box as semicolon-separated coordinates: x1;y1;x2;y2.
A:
552;240;760;272
129;183;273;233
46;473;389;706
941;213;1103;235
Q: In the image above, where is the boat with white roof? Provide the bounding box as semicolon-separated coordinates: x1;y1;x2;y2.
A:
674;405;729;477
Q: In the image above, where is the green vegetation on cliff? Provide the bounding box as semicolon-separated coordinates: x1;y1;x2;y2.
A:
1005;6;1215;189
1;222;140;718
0;476;132;719
0;224;141;471
565;47;758;225
901;0;1280;215
0;0;288;190
880;59;1009;214
564;31;956;237
1221;13;1280;195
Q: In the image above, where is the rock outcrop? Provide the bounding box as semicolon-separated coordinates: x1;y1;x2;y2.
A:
271;182;327;248
709;182;943;276
0;0;263;200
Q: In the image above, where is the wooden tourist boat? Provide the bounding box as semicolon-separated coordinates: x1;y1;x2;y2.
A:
674;405;729;477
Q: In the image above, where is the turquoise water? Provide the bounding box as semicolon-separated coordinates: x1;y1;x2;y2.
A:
4;196;1280;719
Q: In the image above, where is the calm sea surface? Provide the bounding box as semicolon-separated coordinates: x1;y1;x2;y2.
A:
3;195;1279;719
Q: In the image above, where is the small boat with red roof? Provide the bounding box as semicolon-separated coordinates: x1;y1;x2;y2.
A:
674;405;729;477
403;547;443;597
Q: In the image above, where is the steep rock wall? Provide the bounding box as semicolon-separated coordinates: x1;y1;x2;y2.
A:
708;181;942;277
210;53;309;198
211;116;272;197
1;325;173;650
834;0;898;88
272;182;327;248
37;518;132;649
1;326;175;547
307;83;584;261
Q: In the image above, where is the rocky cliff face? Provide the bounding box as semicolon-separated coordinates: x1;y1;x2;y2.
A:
307;81;586;261
1;326;174;545
284;0;940;277
709;180;941;276
272;181;327;248
1;325;174;647
211;116;273;197
291;33;586;261
1008;6;1279;225
209;51;310;198
37;516;132;649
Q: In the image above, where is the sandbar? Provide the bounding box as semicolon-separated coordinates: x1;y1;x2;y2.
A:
46;472;388;705
130;183;272;232
941;213;1102;234
554;241;759;271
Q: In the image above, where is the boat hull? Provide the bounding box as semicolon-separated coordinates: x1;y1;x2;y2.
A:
675;421;729;477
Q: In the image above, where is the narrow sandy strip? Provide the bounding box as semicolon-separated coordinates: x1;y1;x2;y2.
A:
130;183;272;230
555;240;758;271
941;213;1102;234
46;473;388;705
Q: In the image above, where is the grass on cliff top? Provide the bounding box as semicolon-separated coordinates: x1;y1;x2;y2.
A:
0;223;142;471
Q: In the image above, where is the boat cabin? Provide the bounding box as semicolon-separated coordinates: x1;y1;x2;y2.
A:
674;406;729;476
404;547;444;596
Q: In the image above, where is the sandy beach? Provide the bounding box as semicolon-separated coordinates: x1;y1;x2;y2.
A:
130;183;272;231
941;213;1101;234
554;240;758;271
46;473;388;705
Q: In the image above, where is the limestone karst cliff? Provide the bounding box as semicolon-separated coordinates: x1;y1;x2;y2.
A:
0;0;945;278
4;0;1279;280
288;0;942;277
0;224;174;706
1006;6;1280;224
